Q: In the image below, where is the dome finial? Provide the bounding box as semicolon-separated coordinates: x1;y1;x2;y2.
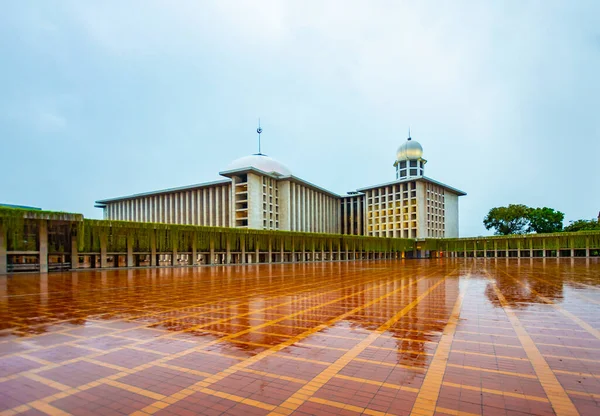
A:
408;127;411;141
256;118;263;155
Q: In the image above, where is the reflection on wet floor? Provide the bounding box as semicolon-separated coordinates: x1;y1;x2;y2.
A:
0;259;599;415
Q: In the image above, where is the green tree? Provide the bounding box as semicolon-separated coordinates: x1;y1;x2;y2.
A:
483;204;530;235
563;219;600;232
527;207;564;234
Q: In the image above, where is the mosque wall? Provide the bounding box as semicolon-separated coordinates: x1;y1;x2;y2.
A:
288;181;340;234
444;193;459;238
103;182;232;227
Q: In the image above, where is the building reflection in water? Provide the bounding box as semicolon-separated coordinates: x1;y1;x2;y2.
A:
2;259;597;365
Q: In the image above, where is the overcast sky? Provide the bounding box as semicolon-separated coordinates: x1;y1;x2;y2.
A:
1;1;599;237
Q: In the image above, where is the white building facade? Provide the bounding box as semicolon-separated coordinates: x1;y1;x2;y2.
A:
96;135;465;238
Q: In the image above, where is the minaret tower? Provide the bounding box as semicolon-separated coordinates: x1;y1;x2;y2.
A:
393;129;427;179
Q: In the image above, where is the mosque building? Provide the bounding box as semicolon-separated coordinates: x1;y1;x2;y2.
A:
96;129;466;238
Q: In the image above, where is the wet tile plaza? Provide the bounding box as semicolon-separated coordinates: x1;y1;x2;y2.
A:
1;259;600;416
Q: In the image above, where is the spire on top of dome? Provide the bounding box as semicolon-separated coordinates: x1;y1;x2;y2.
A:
256;118;264;155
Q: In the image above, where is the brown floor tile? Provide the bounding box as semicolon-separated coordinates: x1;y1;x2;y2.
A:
38;360;120;387
0;377;60;411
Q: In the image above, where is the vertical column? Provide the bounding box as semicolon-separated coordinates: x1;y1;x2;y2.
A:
302;240;306;262
494;240;498;258
268;238;272;264
542;239;546;258
209;238;215;265
463;242;467;259
255;245;260;264
100;230;108;268
586;237;590;258
172;238;178;266
349;198;354;235
556;238;560;258
150;231;157;266
517;241;521;258
71;233;79;269
0;223;6;275
39;220;48;273
191;236;197;265
241;237;246;264
473;241;477;258
280;239;284;263
570;238;575;258
343;200;347;234
226;237;231;264
291;238;296;263
127;235;134;267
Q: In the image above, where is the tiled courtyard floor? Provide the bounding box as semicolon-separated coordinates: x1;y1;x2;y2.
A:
1;259;600;415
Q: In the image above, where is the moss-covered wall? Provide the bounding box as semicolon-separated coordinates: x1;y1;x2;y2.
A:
2;207;599;255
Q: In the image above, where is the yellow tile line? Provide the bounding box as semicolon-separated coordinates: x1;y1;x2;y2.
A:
543;354;600;363
28;402;70;416
104;379;167;401
434;406;481;416
536;342;600;351
352;357;427;372
365;345;434;356
238;368;307;384
308;396;386;416
3;267;383;348
267;273;453;415
450;349;529;361
24;373;72;392
496;268;600;341
553;369;600;378
197;387;277;411
491;282;578;415
154;362;213;378
566;389;600;399
0;267;407;412
4;266;367;338
523;273;600;307
333;373;419;393
268;354;332;366
446;363;537;379
442;381;549;403
452;338;523;349
0;405;31;416
411;274;470;416
132;270;449;415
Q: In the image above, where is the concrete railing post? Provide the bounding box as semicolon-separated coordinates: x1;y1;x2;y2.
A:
241;237;246;264
39;219;48;273
0;223;6;275
226;237;231;264
268;238;272;264
150;231;157;266
71;235;79;269
191;238;197;265
127;235;134;267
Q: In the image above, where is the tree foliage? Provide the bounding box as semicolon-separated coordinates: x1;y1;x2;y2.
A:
563;219;600;232
483;204;531;235
527;207;564;234
484;204;570;235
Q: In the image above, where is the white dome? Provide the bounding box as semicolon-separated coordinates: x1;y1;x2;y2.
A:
396;138;423;161
225;154;292;176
